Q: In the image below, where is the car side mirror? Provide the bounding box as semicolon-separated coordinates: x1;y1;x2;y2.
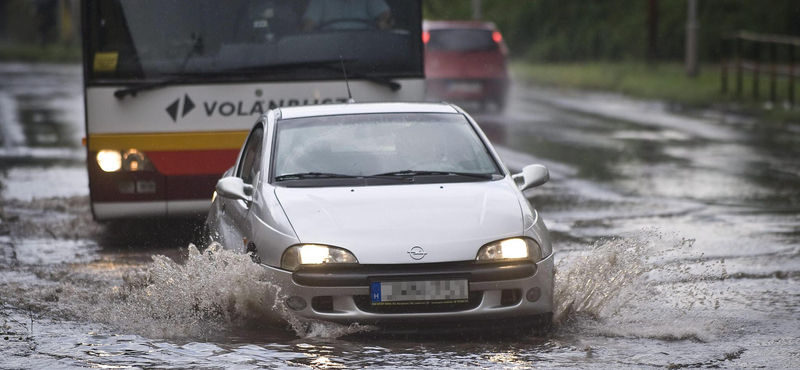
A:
215;177;253;202
512;164;549;192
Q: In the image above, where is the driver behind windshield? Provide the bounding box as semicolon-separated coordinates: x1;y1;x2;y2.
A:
241;0;302;42
302;0;394;31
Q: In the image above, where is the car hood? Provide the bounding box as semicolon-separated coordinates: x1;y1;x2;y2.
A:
274;181;523;264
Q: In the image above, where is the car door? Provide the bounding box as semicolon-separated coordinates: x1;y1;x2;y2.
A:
224;124;264;253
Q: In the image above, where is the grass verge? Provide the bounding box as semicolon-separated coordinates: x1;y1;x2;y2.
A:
512;62;800;122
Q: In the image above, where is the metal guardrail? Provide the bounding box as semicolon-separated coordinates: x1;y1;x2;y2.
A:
721;31;800;107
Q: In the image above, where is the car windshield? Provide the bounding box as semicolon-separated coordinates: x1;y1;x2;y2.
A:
273;113;500;182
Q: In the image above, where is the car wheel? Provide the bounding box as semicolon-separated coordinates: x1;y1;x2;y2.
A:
528;312;554;335
495;97;507;112
193;223;213;248
246;243;261;264
478;100;488;113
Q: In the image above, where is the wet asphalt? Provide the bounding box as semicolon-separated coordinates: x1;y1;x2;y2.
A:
0;63;799;369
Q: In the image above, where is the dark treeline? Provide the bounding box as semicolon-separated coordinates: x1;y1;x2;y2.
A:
424;0;800;62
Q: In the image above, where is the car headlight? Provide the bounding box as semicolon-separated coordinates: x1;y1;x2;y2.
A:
280;244;358;271
476;237;542;263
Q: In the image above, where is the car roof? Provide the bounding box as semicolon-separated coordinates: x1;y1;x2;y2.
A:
423;20;497;31
277;102;460;120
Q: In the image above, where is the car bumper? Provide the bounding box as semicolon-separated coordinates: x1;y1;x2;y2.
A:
425;78;509;102
261;253;554;327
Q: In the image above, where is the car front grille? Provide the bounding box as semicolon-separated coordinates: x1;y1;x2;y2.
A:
293;261;536;287
353;292;483;314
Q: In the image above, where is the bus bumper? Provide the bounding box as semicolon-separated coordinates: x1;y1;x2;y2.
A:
87;151;225;220
92;200;210;220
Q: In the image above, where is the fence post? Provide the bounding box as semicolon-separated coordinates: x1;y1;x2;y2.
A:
736;38;743;98
770;43;777;104
790;45;796;108
753;42;760;100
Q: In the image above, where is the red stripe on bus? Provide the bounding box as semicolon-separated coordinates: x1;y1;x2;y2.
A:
146;149;239;176
88;166;167;202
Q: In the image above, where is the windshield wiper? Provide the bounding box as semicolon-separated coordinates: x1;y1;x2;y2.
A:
114;58;400;99
275;172;410;182
373;170;496;179
221;59;401;92
114;77;185;99
115;34;203;99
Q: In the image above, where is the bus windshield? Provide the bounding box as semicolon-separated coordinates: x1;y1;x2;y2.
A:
84;0;423;83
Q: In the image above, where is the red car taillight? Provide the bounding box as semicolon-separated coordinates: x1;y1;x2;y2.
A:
422;31;430;44
492;31;502;43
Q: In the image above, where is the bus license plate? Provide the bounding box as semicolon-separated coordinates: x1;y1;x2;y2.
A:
369;279;469;305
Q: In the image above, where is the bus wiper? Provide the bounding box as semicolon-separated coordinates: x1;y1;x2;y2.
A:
373;170;495;179
115;33;203;100
221;60;401;92
114;76;187;99
114;59;400;100
275;172;410;181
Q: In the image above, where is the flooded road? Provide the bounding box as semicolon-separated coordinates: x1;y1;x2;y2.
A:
1;63;799;369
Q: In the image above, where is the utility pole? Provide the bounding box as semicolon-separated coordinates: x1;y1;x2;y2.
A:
686;0;699;78
472;0;482;21
647;0;659;65
57;0;65;43
0;1;7;44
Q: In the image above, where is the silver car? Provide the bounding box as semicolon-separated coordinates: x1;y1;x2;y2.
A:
206;102;553;333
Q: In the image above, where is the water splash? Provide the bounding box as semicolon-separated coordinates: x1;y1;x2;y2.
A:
554;235;651;323
1;196;723;342
66;243;373;339
553;228;725;341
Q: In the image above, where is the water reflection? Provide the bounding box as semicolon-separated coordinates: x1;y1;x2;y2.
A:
1;66;799;369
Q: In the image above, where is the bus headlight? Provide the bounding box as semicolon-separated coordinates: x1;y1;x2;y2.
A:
476;237;542;263
122;148;153;171
96;150;122;172
96;149;154;172
281;244;359;271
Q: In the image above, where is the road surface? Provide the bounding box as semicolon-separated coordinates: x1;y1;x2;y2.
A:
1;63;798;369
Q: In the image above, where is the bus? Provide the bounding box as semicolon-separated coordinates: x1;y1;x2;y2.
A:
81;0;425;220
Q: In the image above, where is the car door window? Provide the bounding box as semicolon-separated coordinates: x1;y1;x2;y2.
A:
238;126;264;185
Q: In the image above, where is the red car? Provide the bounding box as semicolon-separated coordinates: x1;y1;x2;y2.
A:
423;21;510;111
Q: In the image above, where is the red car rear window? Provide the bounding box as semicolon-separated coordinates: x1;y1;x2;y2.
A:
427;29;498;52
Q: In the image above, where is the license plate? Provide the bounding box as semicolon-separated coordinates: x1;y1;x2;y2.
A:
448;82;482;94
370;279;469;305
136;180;156;194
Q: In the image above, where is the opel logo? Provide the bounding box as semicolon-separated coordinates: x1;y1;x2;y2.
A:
407;246;427;260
